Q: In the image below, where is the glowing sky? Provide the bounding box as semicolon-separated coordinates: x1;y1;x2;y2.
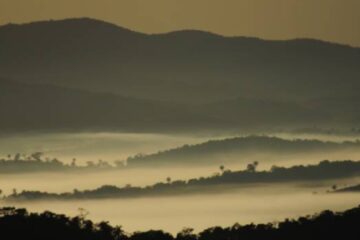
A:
0;0;359;46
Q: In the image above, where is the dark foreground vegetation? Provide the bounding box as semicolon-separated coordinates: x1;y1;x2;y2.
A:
6;160;360;201
1;205;360;240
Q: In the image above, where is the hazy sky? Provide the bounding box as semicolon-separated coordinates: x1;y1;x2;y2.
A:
1;0;360;46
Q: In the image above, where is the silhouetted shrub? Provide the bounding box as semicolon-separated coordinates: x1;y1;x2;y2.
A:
1;206;360;240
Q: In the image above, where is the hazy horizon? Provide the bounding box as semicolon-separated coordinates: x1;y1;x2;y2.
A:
1;0;360;47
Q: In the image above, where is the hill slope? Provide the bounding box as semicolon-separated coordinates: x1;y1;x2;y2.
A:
126;136;360;167
1;18;360;104
1;18;360;132
0;79;343;132
0;79;215;132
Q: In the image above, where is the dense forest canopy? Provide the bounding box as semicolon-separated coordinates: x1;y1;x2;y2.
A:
1;205;360;240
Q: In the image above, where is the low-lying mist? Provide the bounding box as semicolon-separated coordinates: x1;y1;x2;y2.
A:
0;166;217;194
2;132;360;195
2;131;360;166
5;185;360;234
2;131;360;232
0;132;211;164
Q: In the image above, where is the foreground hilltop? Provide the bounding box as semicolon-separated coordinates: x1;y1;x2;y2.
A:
0;205;360;240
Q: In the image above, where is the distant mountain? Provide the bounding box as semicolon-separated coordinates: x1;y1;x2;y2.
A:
0;79;217;132
1;18;360;132
126;136;360;167
1;18;360;104
0;79;342;133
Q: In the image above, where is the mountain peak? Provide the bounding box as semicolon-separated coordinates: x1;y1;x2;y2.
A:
0;17;144;37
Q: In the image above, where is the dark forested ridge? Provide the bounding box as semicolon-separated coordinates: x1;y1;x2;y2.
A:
1;18;360;132
0;79;355;133
0;79;212;133
6;160;360;201
333;184;360;193
1;206;360;240
1;18;360;103
126;136;360;167
0;79;327;133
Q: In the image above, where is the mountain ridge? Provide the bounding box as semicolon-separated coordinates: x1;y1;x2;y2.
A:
1;18;360;132
1;17;359;104
125;136;360;167
1;17;358;49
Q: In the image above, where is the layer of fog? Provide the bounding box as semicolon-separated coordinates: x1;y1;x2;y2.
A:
2;131;360;195
0;167;218;194
1;131;360;166
1;132;360;233
0;132;213;165
4;159;360;196
6;184;360;234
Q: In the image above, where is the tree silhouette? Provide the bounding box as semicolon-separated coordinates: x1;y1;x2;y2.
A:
177;228;197;240
219;165;225;173
166;177;172;184
71;158;77;167
31;152;43;161
246;161;259;173
1;206;360;240
14;153;21;161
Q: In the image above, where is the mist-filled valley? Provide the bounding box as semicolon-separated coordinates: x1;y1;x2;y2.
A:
1;12;360;239
2;132;360;234
0;132;211;164
7;186;360;234
2;133;360;193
